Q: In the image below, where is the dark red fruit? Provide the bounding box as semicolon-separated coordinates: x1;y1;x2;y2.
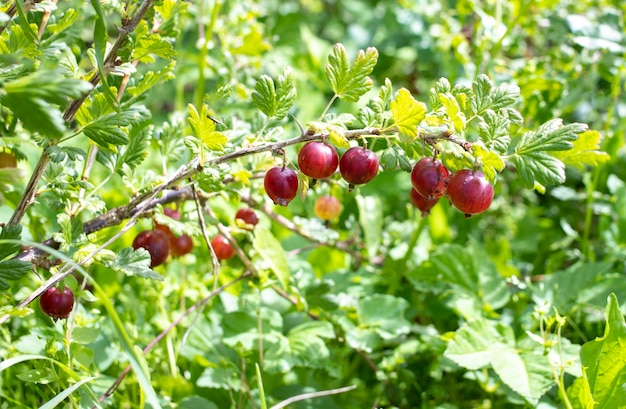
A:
171;234;193;257
235;208;259;227
410;158;450;199
297;141;339;181
314;195;341;220
446;170;494;217
339;147;379;189
264;166;299;206
133;229;171;267
211;234;235;260
40;286;74;320
0;152;17;168
410;188;439;217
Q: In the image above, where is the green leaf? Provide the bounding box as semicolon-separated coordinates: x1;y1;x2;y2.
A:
516;119;588;155
90;0;117;109
580;293;626;408
0;225;23;260
253;226;290;289
491;349;554;405
132;21;177;63
410;243;510;311
389;88;426;141
1;70;92;139
511;151;566;189
187;104;227;155
478;109;512;153
252;67;296;120
357;294;411;339
439;93;466;133
81;105;151;148
106;248;164;281
127;62;176;98
0;259;32;291
471;74;520;116
551;130;610;170
178;396;218;409
325;43;378;102
473;145;505;183
568;369;595;409
356;195;383;257
287;321;335;367
444;318;509;370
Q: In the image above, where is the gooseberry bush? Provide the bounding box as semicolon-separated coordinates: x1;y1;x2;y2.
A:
1;1;625;408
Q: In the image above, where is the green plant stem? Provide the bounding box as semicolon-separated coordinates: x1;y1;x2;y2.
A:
195;0;221;109
319;94;338;120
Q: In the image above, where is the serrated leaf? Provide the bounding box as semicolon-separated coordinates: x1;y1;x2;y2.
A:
306;121;350;149
410;243;509;310
478;109;511;153
579;293;626;408
512;152;566;189
491;349;554;405
253;226;289;289
251;67;296;120
187;104;227;156
132;21;177;63
444;318;506;370
325;43;378;102
516;119;588;154
471;74;520;115
389;88;426;141
0;224;23;260
551;130;610;170
0;259;32;290
473;145;505;182
439;93;466;133
106;248;164;281
357;294;411;339
81;105;150;148
127;62;176;98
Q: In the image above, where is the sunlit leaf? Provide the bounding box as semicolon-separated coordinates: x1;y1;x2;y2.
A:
325;43;378;102
551;130;610;170
389;88;426;141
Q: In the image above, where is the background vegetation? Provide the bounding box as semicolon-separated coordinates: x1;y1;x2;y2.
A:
1;0;625;408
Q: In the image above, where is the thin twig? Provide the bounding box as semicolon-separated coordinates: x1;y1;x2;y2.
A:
190;182;220;290
94;271;252;407
269;385;357;409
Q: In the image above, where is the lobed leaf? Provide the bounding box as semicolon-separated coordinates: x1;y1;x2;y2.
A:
0;225;24;260
439;93;466;133
81;105;151;148
478;109;512;153
516;119;588;154
106;248;164;281
511;151;566;189
325;43;378;102
187;104;227;154
471;74;520;116
252;67;296;120
0;259;31;291
389;88;426;141
551;130;610;170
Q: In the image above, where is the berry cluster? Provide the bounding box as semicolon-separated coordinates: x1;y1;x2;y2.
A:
264;141;379;206
410;157;494;217
132;208;193;267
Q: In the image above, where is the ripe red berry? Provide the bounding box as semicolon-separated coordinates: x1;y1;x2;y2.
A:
171;234;193;257
40;286;74;320
132;229;171;267
0;152;17;168
297;141;339;181
264;166;299;206
314;195;342;220
339;147;379;189
235;208;259;227
446;170;494;217
211;234;235;260
410;158;450;199
410;188;439;217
